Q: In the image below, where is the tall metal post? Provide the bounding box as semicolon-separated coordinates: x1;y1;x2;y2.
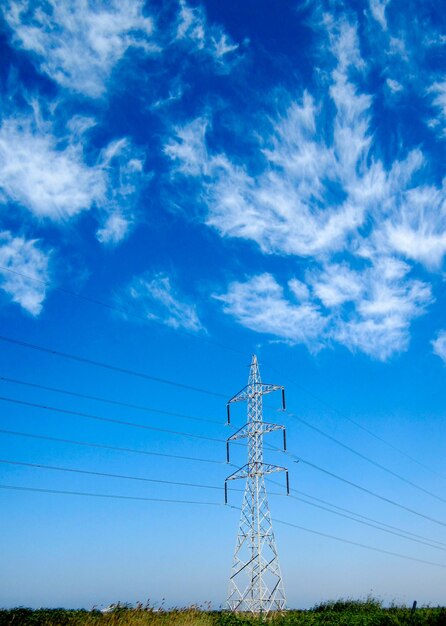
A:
225;355;288;614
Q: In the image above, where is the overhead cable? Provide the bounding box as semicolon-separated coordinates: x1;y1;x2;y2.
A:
0;428;224;465
0;375;222;426
0;265;244;358
0;395;225;444
0;335;227;399
293;454;446;529
2;334;444;504
2;391;444;530
1;480;445;569
0;483;221;506
266;360;446;482
282;408;446;504
271;515;446;570
1;264;440;481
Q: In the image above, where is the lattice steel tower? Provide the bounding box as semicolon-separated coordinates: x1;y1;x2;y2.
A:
225;355;289;614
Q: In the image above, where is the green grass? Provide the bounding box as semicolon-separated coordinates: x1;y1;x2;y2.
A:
2;600;446;626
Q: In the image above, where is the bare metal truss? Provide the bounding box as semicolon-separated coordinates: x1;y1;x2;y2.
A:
225;355;288;614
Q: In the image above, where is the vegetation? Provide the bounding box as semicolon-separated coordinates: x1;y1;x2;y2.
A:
2;599;446;626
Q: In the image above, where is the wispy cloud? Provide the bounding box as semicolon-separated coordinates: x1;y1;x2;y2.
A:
432;330;446;363
0;113;105;220
164;117;209;177
175;0;239;70
0;231;50;315
429;80;446;137
368;0;390;30
96;138;146;245
214;273;327;349
328;257;432;359
386;78;403;93
165;11;445;359
375;174;446;269
216;258;431;360
0;109;146;245
124;272;205;333
2;0;157;98
165;18;378;258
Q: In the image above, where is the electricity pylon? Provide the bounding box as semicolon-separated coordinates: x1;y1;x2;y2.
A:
225;354;288;614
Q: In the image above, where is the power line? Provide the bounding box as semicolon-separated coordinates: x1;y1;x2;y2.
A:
282;408;446;505
267;478;446;551
1;478;445;570
2;333;444;510
271;515;446;570
291;493;446;553
266;361;446;482
5;367;445;512
5;454;446;555
2;333;445;532
0;483;222;506
0;265;245;358
2;263;441;484
0;395;225;444
0;375;222;426
294;489;446;549
2;331;444;511
3;391;444;532
0;335;227;399
294;454;446;529
11;423;446;552
0;458;227;492
3;426;444;554
0;428;225;465
260;440;446;528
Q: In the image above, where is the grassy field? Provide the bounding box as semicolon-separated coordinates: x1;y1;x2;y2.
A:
1;600;446;626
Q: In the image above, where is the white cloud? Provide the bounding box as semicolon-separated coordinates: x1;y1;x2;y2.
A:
288;278;310;301
214;273;327;348
164;11;444;360
0;231;50;315
388;36;408;60
0;114;105;220
429;80;446;136
166;20;380;258
167;83;370;257
331;258;432;359
432;330;446;363
216;260;431;360
3;0;156;98
164;117;209;177
325;15;365;73
96;213;130;245
0;111;145;244
96;139;146;245
125;272;204;333
386;78;403;93
374;172;446;269
175;0;239;68
369;0;390;30
166;14;446;269
309;263;363;307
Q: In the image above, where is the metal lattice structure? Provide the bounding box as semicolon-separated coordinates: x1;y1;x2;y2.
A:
225;355;289;614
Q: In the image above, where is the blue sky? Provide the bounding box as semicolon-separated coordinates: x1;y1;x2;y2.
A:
0;0;446;611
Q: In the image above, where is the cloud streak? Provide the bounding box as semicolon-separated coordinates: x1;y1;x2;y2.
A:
0;231;50;315
0;109;146;245
3;0;157;98
124;272;205;333
166;13;444;359
216;258;432;360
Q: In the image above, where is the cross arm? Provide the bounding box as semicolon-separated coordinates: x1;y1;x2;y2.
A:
227;385;286;424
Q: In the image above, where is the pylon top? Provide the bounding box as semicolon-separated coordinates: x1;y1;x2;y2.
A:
249;354;261;385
